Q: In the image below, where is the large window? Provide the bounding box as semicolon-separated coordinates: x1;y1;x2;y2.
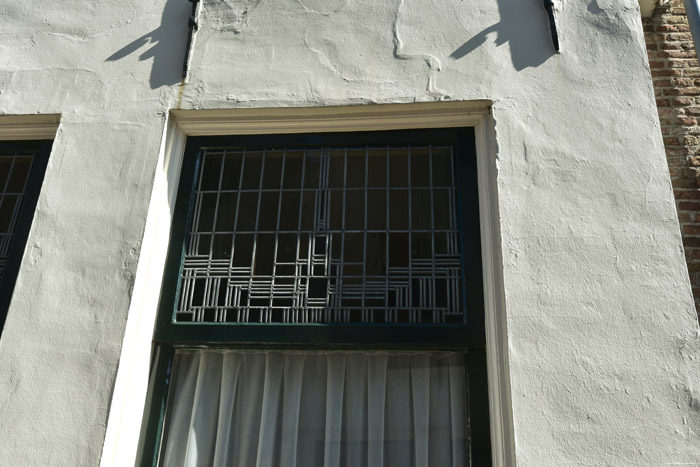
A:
140;129;491;466
0;140;51;335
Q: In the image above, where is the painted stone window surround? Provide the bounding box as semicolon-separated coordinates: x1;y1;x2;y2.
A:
99;102;515;467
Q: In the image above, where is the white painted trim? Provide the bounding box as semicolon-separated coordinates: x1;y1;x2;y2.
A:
171;101;490;135
0;114;60;140
475;110;517;467
101;102;514;467
99;115;187;467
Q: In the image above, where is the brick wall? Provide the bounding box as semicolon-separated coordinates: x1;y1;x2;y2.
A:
644;0;700;321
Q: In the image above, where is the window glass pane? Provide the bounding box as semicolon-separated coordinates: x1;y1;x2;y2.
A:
389;148;408;187
236;192;258;231
411;189;432;230
389;190;408;230
0;195;18;234
199;152;223;191
261;151;283;189
0;158;12;192
328;150;345;188
432;147;453;188
366;190;386;230
278;191;300;231
258;192;279;231
241;152;263;189
221;152;243;190
410;148;431;187
283;151;304;188
345;191;364;230
346;150;365;188
367;148;387;188
304;150;322;189
215;192;237;231
7;156;31;193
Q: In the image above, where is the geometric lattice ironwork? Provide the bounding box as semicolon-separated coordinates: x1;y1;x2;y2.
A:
0;152;34;283
175;145;464;324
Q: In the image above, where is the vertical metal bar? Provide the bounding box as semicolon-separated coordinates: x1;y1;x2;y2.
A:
247;150;265;322
230;151;246;323
362;147;368;321
295;152;307;321
270;150;286;317
384;146;390;321
340;148;347;322
428;146;438;323
206;152;226;321
407;145;413;322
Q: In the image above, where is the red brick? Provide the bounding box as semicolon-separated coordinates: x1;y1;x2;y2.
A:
683;236;700;247
658;24;679;32
673;97;695;105
649;60;666;69
667;50;696;58
667;33;693;41
653;68;677;76
668;87;700;95
675;190;700;199
672;77;695;86
669;60;690;68
673;177;700;188
679;201;700;211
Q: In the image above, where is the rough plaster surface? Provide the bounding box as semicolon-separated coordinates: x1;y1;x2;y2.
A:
1;0;699;465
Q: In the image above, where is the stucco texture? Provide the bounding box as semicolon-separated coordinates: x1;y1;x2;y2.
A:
1;0;699;465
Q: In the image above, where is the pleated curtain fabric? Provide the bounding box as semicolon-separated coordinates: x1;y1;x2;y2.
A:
161;350;467;467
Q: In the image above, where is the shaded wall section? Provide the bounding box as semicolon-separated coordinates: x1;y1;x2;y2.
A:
645;0;700;321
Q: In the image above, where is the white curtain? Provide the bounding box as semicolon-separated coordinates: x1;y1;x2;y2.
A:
161;350;466;467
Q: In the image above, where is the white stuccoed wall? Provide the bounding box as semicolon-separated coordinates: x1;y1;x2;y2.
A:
1;0;699;465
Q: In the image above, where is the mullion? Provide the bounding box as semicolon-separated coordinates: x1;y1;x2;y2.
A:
362;147;368;322
407;146;413;322
206;153;226;322
429;146;438;323
340;148;347;323
295;151;307;323
247;151;266;322
228;150;247;323
270;150;287;319
385;146;390;322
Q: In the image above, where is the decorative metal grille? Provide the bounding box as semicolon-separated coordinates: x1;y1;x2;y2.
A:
0;153;34;283
176;145;464;324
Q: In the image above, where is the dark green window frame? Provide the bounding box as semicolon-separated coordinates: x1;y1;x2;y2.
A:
0;140;51;337
138;128;492;466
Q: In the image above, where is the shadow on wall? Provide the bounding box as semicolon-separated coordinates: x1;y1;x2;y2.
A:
106;0;191;89
450;0;556;70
